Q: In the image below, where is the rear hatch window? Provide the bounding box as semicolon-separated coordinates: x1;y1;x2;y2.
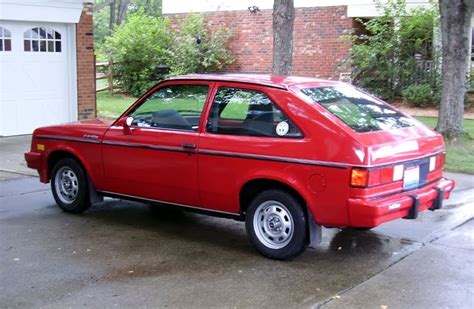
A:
301;86;415;133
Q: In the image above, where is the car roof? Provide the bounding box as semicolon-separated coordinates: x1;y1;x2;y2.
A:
168;73;342;90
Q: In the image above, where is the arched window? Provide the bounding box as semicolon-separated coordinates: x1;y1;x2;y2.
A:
24;27;61;52
0;26;12;51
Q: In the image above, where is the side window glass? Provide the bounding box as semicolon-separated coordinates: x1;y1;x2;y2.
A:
207;87;302;138
0;26;12;51
130;84;209;131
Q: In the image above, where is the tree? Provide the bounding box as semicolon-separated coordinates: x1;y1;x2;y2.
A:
103;12;171;96
168;14;234;75
272;0;294;75
436;0;473;139
93;0;162;44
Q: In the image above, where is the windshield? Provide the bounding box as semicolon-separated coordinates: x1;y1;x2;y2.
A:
301;86;415;133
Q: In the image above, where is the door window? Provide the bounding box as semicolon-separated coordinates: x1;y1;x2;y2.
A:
207;87;302;137
130;84;209;131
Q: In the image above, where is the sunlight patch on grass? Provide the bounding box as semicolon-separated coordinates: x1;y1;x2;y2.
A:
97;92;136;117
416;116;474;174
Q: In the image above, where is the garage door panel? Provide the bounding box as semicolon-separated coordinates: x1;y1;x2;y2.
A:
0;21;72;136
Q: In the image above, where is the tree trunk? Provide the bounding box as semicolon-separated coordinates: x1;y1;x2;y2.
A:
272;0;294;75
436;0;472;139
109;0;116;33
117;0;130;25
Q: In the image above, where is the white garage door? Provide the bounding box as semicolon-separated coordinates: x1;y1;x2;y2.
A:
0;21;74;136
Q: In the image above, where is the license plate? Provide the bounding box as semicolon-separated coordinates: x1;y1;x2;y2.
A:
403;166;420;190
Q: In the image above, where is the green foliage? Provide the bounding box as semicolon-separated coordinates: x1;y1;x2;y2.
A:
168;14;234;75
129;0;162;17
102;12;234;97
103;11;172;97
93;5;111;46
94;0;163;46
349;0;440;102
402;83;439;107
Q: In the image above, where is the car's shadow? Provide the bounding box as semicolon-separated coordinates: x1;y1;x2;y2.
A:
55;198;390;260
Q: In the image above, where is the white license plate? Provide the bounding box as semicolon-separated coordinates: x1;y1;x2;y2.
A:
403;166;420;190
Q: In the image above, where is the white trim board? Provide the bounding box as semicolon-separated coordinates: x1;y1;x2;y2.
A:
0;0;87;23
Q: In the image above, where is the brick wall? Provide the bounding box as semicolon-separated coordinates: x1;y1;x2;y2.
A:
76;2;96;120
168;6;353;79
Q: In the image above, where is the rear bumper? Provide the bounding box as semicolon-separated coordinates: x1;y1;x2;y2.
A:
348;178;455;227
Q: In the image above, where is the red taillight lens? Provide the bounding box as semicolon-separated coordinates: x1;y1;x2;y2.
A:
380;166;394;183
351;168;369;187
436;154;446;170
351;165;403;188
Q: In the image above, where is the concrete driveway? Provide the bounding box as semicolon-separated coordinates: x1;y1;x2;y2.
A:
1;173;473;308
1;135;474;307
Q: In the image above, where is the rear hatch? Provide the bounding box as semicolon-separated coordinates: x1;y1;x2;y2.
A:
297;83;446;193
361;125;445;191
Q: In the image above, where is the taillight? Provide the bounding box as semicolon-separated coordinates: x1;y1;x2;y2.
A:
351;164;404;188
351;168;369;187
429;153;446;172
429;156;436;172
392;164;404;181
436;154;446;170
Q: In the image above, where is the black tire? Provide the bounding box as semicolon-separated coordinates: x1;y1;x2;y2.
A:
353;227;372;231
51;158;91;214
245;189;308;260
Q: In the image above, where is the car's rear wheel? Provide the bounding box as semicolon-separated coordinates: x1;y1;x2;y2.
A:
245;189;308;260
51;158;90;213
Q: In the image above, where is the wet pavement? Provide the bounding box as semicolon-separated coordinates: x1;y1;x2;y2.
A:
1;174;473;308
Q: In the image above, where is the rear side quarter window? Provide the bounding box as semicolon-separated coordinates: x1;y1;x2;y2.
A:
301;86;415;133
207;87;302;138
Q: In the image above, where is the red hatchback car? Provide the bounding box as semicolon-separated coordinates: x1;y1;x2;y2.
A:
25;74;455;259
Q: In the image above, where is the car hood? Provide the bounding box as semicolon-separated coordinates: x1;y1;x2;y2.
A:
33;118;114;140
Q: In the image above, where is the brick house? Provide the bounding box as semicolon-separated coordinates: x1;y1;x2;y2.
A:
0;0;95;136
163;0;439;79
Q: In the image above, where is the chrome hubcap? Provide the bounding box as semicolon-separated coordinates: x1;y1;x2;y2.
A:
54;166;79;204
253;200;294;249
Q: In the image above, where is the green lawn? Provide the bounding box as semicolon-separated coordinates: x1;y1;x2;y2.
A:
96;93;474;174
416;116;474;174
96;92;136;117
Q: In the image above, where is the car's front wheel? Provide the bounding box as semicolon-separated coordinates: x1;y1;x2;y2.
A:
51;158;91;213
245;190;308;260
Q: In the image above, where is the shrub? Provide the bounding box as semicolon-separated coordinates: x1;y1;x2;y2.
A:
169;14;234;75
103;11;172;97
348;0;440;100
102;12;234;97
402;84;439;107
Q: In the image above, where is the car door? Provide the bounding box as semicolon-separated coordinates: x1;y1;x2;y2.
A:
198;83;304;213
101;81;213;207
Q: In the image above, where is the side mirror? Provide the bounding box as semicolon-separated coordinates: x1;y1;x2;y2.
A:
123;116;134;135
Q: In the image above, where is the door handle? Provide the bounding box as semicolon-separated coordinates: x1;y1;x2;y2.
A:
182;143;196;150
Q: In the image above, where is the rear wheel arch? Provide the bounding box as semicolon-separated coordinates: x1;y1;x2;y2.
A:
239;178;308;216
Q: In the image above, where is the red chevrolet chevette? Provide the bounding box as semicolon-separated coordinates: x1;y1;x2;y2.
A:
25;74;455;259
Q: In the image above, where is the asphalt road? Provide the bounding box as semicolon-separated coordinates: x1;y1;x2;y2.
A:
1;175;473;308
